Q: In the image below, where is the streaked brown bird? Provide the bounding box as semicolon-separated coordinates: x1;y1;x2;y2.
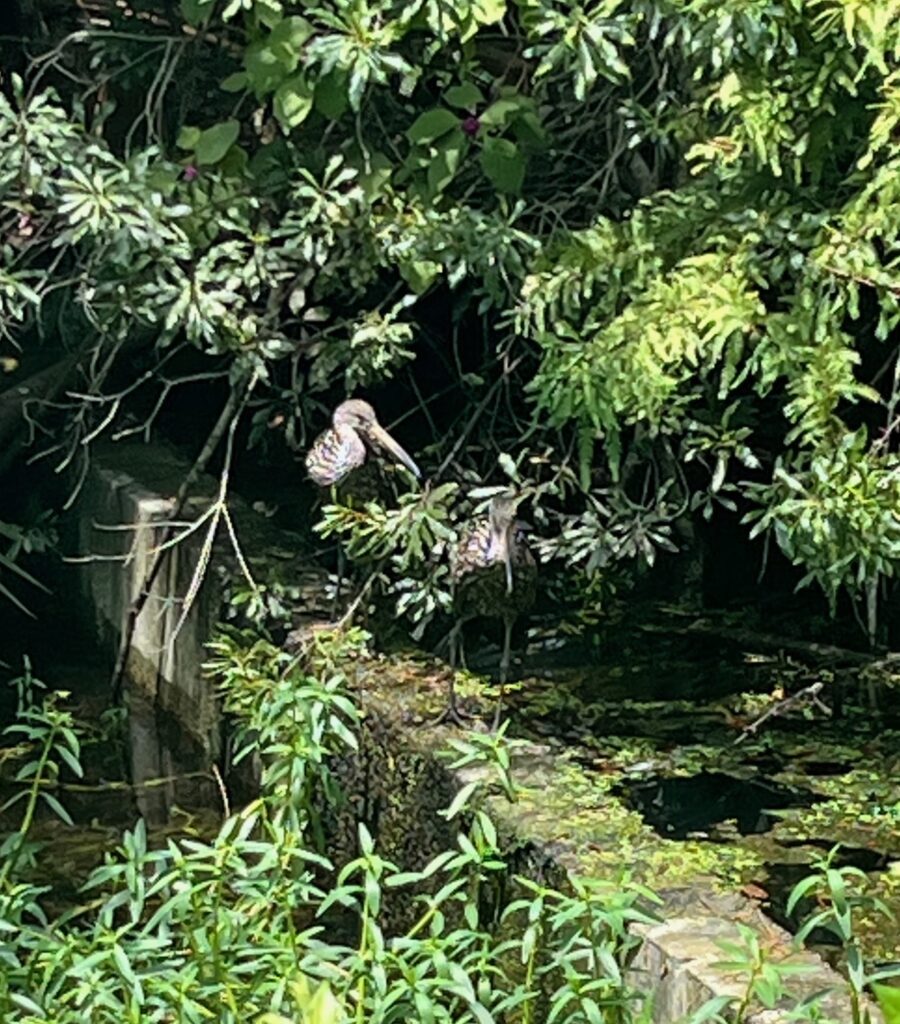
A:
438;492;537;727
305;399;421;488
305;399;421;612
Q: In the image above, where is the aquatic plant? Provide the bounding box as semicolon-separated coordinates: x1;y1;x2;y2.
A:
787;848;900;1024
0;630;654;1022
0;630;894;1022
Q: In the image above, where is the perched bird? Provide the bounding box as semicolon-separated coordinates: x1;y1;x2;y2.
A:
438;492;537;727
305;399;421;489
305;399;421;612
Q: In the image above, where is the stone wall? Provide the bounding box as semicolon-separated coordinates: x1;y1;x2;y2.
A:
74;443;224;757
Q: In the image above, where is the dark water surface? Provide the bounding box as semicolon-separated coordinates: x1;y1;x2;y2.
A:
0;595;218;906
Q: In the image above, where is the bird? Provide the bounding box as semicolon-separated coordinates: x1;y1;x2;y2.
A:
437;491;537;728
305;399;421;489
305;399;421;611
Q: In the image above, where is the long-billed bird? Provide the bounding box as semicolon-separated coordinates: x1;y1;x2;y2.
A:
305;399;421;612
438;492;537;727
305;399;421;488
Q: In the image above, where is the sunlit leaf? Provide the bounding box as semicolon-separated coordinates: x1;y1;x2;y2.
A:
407;108;459;145
274;74;314;129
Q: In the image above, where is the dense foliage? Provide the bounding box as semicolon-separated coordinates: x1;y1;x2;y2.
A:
0;630;896;1023
3;0;900;632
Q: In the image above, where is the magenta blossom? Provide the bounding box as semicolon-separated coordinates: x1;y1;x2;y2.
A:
461;116;480;137
183;164;199;181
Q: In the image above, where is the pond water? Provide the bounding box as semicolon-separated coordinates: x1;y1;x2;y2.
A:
498;621;900;963
0;619;219;908
617;771;822;839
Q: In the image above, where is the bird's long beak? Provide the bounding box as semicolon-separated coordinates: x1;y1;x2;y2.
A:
368;423;422;479
503;547;514;594
493;528;514;594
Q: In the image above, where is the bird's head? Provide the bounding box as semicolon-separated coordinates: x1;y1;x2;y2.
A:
332;399;421;479
488;493;519;532
332;398;378;430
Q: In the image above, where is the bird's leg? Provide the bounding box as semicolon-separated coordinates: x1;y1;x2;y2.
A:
493;618;514;731
329;484;345;619
332;544;346;619
458;625;468;671
430;620;474;727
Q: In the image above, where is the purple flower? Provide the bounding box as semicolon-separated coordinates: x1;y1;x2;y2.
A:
183;164;199;181
461;116;480;137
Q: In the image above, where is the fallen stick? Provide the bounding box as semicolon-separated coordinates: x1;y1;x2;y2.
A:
734;681;830;745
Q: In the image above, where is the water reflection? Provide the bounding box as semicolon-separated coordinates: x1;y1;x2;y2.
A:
617;770;821;840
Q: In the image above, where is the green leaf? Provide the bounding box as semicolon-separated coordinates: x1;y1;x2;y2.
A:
427;129;466;195
358;822;374;855
685;996;733;1023
194;120;240;165
400;259;441;294
40;790;73;826
786;874;819;915
512;111;547;151
176;125;201;150
307;980;344;1024
479;136;524;194
445;82;484;110
245;40;290;96
444;780;479;820
274;75;314;129
480;97;522;128
220;71;247;93
268;16;313;65
407;108;459;145
874;984;900;1024
10;993;46;1017
181;0;215;27
498;452;519;480
358;150;393;200
56;744;83;778
315;70;348;120
472;0;506;24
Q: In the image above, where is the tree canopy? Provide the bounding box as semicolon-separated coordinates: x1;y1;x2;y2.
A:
2;0;900;638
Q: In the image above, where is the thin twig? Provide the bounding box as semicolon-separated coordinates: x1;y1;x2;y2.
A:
211;762;230;818
733;682;829;745
435;356;524;479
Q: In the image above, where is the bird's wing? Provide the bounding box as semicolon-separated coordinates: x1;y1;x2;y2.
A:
451;519;492;581
305;425;367;486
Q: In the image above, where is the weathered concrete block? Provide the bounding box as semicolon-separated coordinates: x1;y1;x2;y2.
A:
631;900;860;1022
72;442;326;759
73;445;223;756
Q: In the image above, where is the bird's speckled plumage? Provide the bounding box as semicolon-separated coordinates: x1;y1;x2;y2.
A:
452;514;536;623
306;422;367;487
438;494;536;727
305;399;421;490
